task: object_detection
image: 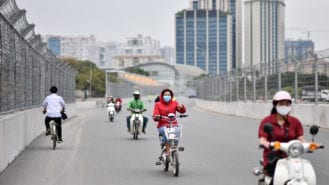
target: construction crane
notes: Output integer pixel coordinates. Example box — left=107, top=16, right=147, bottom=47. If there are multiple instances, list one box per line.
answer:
left=302, top=29, right=329, bottom=40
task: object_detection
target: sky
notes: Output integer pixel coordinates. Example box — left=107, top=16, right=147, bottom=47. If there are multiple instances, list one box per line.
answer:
left=15, top=0, right=329, bottom=51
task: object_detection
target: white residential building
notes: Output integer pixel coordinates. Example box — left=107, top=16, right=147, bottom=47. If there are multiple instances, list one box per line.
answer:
left=111, top=34, right=165, bottom=69
left=244, top=0, right=285, bottom=72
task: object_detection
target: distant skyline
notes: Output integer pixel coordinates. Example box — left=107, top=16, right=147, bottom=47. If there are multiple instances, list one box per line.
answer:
left=16, top=0, right=329, bottom=51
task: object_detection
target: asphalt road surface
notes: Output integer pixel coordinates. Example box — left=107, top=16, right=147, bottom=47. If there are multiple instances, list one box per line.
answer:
left=0, top=98, right=328, bottom=185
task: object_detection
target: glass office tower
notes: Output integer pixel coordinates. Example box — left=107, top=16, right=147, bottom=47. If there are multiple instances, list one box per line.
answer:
left=177, top=0, right=241, bottom=75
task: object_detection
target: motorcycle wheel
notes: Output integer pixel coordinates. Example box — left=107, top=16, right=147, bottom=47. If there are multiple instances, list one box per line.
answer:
left=133, top=122, right=139, bottom=140
left=133, top=132, right=138, bottom=140
left=110, top=116, right=114, bottom=122
left=172, top=151, right=179, bottom=176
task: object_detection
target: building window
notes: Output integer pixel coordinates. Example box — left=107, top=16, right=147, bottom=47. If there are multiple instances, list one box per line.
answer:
left=133, top=57, right=139, bottom=65
left=119, top=60, right=125, bottom=67
left=125, top=49, right=131, bottom=54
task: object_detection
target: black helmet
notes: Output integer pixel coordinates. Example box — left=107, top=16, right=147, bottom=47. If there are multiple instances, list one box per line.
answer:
left=50, top=86, right=58, bottom=93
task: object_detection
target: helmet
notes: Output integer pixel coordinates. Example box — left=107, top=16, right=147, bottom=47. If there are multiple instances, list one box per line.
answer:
left=133, top=90, right=140, bottom=95
left=273, top=91, right=292, bottom=102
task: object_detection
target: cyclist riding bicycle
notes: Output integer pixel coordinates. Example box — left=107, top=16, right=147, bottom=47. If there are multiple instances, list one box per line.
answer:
left=42, top=86, right=66, bottom=143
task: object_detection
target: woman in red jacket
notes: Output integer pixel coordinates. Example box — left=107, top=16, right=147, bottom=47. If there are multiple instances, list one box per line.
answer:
left=153, top=89, right=186, bottom=156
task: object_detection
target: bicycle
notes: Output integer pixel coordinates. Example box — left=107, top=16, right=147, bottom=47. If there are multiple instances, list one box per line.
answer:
left=155, top=113, right=188, bottom=177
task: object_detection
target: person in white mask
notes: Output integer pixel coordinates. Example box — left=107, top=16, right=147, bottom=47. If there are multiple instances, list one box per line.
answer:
left=258, top=90, right=305, bottom=183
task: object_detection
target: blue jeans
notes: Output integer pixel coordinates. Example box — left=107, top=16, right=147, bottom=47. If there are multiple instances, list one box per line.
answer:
left=158, top=126, right=180, bottom=145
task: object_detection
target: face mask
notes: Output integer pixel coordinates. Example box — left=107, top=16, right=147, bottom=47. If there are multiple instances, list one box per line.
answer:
left=276, top=105, right=291, bottom=116
left=163, top=95, right=171, bottom=102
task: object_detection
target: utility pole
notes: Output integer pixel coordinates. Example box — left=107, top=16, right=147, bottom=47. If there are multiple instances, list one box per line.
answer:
left=89, top=62, right=92, bottom=98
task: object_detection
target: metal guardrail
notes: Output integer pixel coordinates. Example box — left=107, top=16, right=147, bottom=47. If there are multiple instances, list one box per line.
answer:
left=197, top=56, right=329, bottom=103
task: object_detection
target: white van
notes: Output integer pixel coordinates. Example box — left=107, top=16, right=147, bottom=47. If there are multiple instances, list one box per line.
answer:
left=320, top=90, right=329, bottom=101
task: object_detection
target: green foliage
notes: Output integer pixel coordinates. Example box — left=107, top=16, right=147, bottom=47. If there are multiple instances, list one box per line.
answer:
left=62, top=58, right=105, bottom=97
left=108, top=72, right=121, bottom=83
left=175, top=9, right=185, bottom=17
left=125, top=67, right=150, bottom=76
left=193, top=74, right=207, bottom=80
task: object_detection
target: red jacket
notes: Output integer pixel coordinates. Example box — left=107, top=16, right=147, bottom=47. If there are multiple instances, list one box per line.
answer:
left=153, top=89, right=186, bottom=128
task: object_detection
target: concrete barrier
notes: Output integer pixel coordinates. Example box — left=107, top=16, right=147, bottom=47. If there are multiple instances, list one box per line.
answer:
left=196, top=99, right=329, bottom=128
left=0, top=103, right=77, bottom=173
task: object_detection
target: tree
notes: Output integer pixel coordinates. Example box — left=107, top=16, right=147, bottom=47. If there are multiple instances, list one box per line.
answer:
left=62, top=58, right=105, bottom=97
left=125, top=67, right=150, bottom=76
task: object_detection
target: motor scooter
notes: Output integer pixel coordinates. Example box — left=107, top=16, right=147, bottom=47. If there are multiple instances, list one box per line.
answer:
left=106, top=102, right=115, bottom=122
left=128, top=108, right=146, bottom=140
left=155, top=113, right=188, bottom=177
left=253, top=124, right=324, bottom=185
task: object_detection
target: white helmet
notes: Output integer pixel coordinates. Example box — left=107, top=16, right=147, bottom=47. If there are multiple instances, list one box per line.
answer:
left=133, top=90, right=140, bottom=95
left=273, top=90, right=292, bottom=102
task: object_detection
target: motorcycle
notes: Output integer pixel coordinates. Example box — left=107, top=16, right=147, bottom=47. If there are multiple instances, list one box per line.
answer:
left=253, top=123, right=324, bottom=185
left=128, top=108, right=146, bottom=140
left=114, top=102, right=121, bottom=113
left=106, top=102, right=115, bottom=122
left=155, top=113, right=188, bottom=177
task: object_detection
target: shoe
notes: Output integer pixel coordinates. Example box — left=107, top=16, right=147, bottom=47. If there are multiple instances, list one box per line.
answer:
left=142, top=129, right=146, bottom=134
left=45, top=130, right=51, bottom=136
left=57, top=138, right=63, bottom=143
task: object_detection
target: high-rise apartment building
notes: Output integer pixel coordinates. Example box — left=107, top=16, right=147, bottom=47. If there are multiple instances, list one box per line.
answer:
left=111, top=34, right=164, bottom=69
left=161, top=46, right=175, bottom=64
left=176, top=0, right=241, bottom=75
left=47, top=36, right=61, bottom=56
left=44, top=35, right=119, bottom=69
left=244, top=0, right=285, bottom=72
left=285, top=39, right=314, bottom=63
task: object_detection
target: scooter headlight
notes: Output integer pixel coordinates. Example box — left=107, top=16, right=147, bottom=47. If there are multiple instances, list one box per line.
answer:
left=288, top=142, right=304, bottom=157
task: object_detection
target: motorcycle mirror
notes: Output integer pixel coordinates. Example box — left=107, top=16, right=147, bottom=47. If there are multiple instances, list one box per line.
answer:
left=263, top=123, right=273, bottom=134
left=310, top=125, right=319, bottom=135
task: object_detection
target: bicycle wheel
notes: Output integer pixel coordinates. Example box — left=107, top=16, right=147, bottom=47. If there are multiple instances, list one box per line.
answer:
left=52, top=134, right=57, bottom=150
left=162, top=151, right=169, bottom=171
left=51, top=123, right=57, bottom=150
left=172, top=151, right=179, bottom=176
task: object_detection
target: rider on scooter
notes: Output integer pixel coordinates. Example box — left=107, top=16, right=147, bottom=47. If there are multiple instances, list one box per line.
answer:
left=126, top=90, right=148, bottom=133
left=258, top=90, right=305, bottom=184
left=153, top=89, right=186, bottom=156
left=114, top=96, right=123, bottom=112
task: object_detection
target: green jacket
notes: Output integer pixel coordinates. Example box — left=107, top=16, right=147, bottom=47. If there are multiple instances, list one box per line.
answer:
left=127, top=99, right=145, bottom=109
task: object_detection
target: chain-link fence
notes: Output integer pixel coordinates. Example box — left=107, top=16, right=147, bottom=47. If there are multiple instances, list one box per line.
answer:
left=197, top=55, right=329, bottom=103
left=0, top=13, right=77, bottom=114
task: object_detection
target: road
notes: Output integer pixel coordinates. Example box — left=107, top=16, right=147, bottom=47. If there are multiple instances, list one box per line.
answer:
left=0, top=98, right=328, bottom=185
